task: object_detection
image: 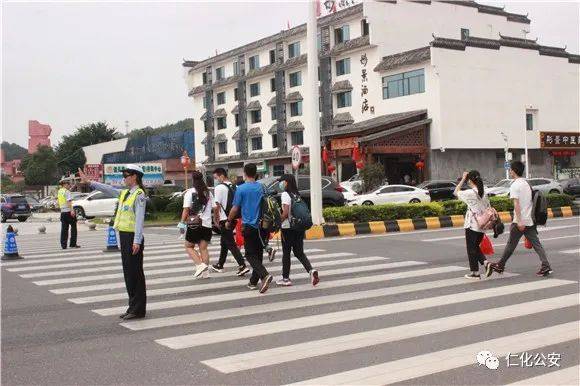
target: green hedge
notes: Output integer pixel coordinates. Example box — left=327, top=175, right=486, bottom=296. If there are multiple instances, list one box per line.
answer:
left=323, top=194, right=574, bottom=223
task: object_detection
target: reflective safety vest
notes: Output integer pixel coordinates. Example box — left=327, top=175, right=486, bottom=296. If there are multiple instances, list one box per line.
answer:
left=113, top=188, right=144, bottom=232
left=57, top=188, right=70, bottom=210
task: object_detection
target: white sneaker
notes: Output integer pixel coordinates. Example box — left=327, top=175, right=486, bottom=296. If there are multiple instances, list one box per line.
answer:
left=276, top=278, right=292, bottom=286
left=193, top=263, right=208, bottom=278
left=201, top=270, right=210, bottom=279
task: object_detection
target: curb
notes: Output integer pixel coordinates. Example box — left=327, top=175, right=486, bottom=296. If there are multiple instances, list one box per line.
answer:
left=304, top=206, right=580, bottom=240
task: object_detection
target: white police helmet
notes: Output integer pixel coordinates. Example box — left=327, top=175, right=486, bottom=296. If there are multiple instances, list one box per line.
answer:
left=121, top=164, right=144, bottom=176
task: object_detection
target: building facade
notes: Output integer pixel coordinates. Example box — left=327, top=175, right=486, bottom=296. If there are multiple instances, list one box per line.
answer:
left=183, top=1, right=579, bottom=184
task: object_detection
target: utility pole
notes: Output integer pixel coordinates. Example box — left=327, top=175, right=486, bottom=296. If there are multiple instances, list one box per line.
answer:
left=306, top=0, right=323, bottom=225
left=500, top=131, right=509, bottom=179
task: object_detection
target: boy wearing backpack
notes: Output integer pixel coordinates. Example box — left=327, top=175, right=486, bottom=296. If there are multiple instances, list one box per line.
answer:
left=276, top=174, right=319, bottom=287
left=487, top=161, right=552, bottom=277
left=211, top=168, right=249, bottom=277
left=226, top=163, right=273, bottom=293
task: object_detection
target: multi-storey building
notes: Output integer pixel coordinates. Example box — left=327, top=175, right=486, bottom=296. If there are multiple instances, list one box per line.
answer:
left=183, top=1, right=579, bottom=183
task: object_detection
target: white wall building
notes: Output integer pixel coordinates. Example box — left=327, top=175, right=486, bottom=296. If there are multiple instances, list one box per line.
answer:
left=183, top=0, right=579, bottom=183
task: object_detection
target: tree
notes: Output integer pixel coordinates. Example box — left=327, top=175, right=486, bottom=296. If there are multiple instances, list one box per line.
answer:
left=359, top=163, right=386, bottom=192
left=127, top=118, right=194, bottom=138
left=21, top=145, right=58, bottom=186
left=55, top=122, right=120, bottom=175
left=1, top=142, right=28, bottom=161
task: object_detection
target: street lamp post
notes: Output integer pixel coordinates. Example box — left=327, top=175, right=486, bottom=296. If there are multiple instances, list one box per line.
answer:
left=180, top=151, right=190, bottom=189
left=500, top=131, right=509, bottom=179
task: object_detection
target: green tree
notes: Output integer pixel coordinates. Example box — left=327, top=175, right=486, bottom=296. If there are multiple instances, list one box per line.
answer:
left=359, top=163, right=386, bottom=192
left=1, top=142, right=28, bottom=161
left=127, top=118, right=194, bottom=138
left=21, top=145, right=58, bottom=186
left=55, top=122, right=120, bottom=174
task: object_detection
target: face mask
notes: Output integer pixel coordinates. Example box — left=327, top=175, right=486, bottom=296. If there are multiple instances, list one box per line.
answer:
left=279, top=181, right=286, bottom=191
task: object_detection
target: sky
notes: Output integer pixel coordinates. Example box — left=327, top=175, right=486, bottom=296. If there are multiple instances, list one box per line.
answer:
left=2, top=0, right=579, bottom=148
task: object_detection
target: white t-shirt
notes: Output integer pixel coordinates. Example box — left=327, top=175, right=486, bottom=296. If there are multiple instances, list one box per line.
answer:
left=281, top=192, right=292, bottom=229
left=457, top=188, right=489, bottom=232
left=510, top=178, right=534, bottom=226
left=214, top=182, right=233, bottom=222
left=182, top=188, right=216, bottom=228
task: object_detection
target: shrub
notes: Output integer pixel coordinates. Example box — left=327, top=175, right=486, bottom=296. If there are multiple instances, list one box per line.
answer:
left=359, top=163, right=385, bottom=192
left=149, top=196, right=172, bottom=212
left=165, top=199, right=184, bottom=217
left=546, top=193, right=574, bottom=208
left=323, top=202, right=444, bottom=223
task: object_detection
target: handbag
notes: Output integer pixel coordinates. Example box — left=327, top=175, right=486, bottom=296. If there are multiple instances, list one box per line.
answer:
left=524, top=237, right=533, bottom=249
left=480, top=234, right=495, bottom=255
left=186, top=192, right=206, bottom=230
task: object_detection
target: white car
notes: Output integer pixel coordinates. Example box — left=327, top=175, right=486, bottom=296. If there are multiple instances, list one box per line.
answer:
left=340, top=174, right=363, bottom=191
left=72, top=191, right=118, bottom=218
left=487, top=179, right=513, bottom=197
left=348, top=185, right=431, bottom=206
left=340, top=184, right=359, bottom=202
left=527, top=178, right=563, bottom=194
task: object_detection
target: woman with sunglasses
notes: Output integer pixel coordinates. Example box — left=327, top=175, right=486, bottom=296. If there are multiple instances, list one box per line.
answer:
left=78, top=165, right=147, bottom=320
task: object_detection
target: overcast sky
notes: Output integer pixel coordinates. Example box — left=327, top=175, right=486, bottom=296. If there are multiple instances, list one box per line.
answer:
left=2, top=0, right=578, bottom=148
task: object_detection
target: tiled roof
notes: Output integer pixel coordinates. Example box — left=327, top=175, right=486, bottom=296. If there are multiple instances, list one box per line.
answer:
left=325, top=109, right=428, bottom=137
left=248, top=127, right=262, bottom=137
left=333, top=112, right=355, bottom=126
left=246, top=100, right=262, bottom=111
left=268, top=124, right=278, bottom=135
left=214, top=133, right=227, bottom=142
left=188, top=84, right=211, bottom=96
left=374, top=47, right=431, bottom=72
left=267, top=96, right=278, bottom=107
left=358, top=118, right=432, bottom=143
left=213, top=108, right=227, bottom=118
left=329, top=35, right=373, bottom=57
left=231, top=105, right=239, bottom=114
left=232, top=130, right=241, bottom=140
left=438, top=1, right=530, bottom=24
left=285, top=91, right=303, bottom=103
left=331, top=80, right=354, bottom=93
left=287, top=121, right=305, bottom=132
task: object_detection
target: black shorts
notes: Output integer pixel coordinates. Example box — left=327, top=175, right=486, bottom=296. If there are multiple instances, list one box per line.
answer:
left=185, top=226, right=213, bottom=244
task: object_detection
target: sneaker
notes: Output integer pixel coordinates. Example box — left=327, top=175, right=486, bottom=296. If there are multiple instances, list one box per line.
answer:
left=536, top=266, right=553, bottom=277
left=276, top=278, right=293, bottom=286
left=490, top=262, right=505, bottom=274
left=484, top=261, right=494, bottom=278
left=464, top=273, right=481, bottom=280
left=210, top=264, right=224, bottom=273
left=267, top=248, right=277, bottom=262
left=237, top=265, right=250, bottom=277
left=247, top=283, right=259, bottom=290
left=260, top=274, right=273, bottom=294
left=310, top=270, right=319, bottom=286
left=201, top=270, right=210, bottom=279
left=193, top=263, right=208, bottom=279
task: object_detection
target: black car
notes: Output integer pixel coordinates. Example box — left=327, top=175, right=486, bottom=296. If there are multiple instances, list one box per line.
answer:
left=560, top=178, right=580, bottom=197
left=1, top=194, right=32, bottom=222
left=417, top=180, right=467, bottom=201
left=260, top=175, right=346, bottom=207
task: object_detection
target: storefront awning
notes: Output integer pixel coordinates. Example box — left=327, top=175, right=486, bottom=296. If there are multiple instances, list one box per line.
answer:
left=358, top=118, right=432, bottom=143
left=326, top=109, right=428, bottom=138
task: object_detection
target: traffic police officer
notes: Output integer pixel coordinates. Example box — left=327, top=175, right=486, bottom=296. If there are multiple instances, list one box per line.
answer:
left=58, top=177, right=80, bottom=249
left=78, top=165, right=147, bottom=320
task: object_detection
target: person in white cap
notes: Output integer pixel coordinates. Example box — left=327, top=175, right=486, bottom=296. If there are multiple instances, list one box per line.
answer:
left=78, top=164, right=147, bottom=320
left=57, top=176, right=80, bottom=250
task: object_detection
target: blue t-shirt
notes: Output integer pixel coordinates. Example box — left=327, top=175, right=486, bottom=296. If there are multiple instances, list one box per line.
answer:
left=232, top=181, right=263, bottom=228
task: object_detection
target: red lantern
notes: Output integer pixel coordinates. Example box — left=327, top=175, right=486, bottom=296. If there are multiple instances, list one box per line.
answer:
left=327, top=164, right=336, bottom=173
left=415, top=160, right=425, bottom=170
left=356, top=161, right=364, bottom=169
left=322, top=146, right=329, bottom=163
left=352, top=144, right=362, bottom=162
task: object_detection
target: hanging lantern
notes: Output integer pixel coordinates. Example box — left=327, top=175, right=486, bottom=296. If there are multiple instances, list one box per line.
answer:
left=352, top=143, right=361, bottom=162
left=415, top=160, right=425, bottom=170
left=356, top=161, right=364, bottom=169
left=327, top=164, right=336, bottom=173
left=322, top=146, right=329, bottom=163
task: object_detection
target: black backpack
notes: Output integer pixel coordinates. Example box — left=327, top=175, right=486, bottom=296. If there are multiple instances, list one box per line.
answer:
left=219, top=183, right=237, bottom=215
left=526, top=182, right=548, bottom=226
left=186, top=192, right=206, bottom=229
left=260, top=187, right=282, bottom=233
left=290, top=193, right=313, bottom=231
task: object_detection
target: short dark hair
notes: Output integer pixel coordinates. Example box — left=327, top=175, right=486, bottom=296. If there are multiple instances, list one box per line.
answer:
left=244, top=163, right=257, bottom=178
left=510, top=161, right=525, bottom=177
left=213, top=168, right=227, bottom=177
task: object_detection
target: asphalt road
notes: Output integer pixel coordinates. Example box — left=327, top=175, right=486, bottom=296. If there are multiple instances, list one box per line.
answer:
left=2, top=217, right=579, bottom=385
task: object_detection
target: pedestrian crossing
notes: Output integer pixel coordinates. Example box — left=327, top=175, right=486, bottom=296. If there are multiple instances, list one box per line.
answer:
left=2, top=231, right=578, bottom=385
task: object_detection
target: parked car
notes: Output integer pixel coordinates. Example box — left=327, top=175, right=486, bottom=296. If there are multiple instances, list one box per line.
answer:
left=340, top=184, right=359, bottom=202
left=527, top=178, right=563, bottom=195
left=340, top=174, right=363, bottom=190
left=1, top=194, right=32, bottom=222
left=560, top=178, right=580, bottom=197
left=417, top=180, right=462, bottom=201
left=261, top=176, right=345, bottom=207
left=25, top=196, right=44, bottom=212
left=348, top=185, right=431, bottom=206
left=39, top=196, right=58, bottom=210
left=72, top=191, right=118, bottom=219
left=487, top=179, right=513, bottom=197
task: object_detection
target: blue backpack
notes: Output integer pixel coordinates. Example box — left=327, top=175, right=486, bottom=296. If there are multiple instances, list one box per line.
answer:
left=290, top=193, right=313, bottom=231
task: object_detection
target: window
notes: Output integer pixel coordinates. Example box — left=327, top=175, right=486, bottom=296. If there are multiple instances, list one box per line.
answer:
left=271, top=106, right=277, bottom=120
left=250, top=82, right=260, bottom=97
left=334, top=25, right=350, bottom=44
left=270, top=78, right=276, bottom=92
left=291, top=131, right=304, bottom=146
left=290, top=101, right=302, bottom=117
left=461, top=28, right=470, bottom=40
left=336, top=91, right=352, bottom=108
left=202, top=73, right=208, bottom=85
left=272, top=134, right=278, bottom=148
left=216, top=117, right=227, bottom=130
left=249, top=55, right=260, bottom=70
left=216, top=92, right=226, bottom=105
left=250, top=110, right=261, bottom=123
left=289, top=71, right=302, bottom=87
left=273, top=165, right=284, bottom=176
left=215, top=66, right=225, bottom=80
left=297, top=177, right=310, bottom=190
left=203, top=120, right=209, bottom=132
left=218, top=142, right=227, bottom=154
left=269, top=49, right=276, bottom=64
left=288, top=42, right=300, bottom=58
left=202, top=95, right=209, bottom=109
left=362, top=19, right=369, bottom=36
left=233, top=61, right=240, bottom=76
left=526, top=112, right=534, bottom=131
left=335, top=58, right=351, bottom=76
left=234, top=88, right=238, bottom=101
left=234, top=113, right=239, bottom=127
left=251, top=137, right=263, bottom=150
left=382, top=69, right=425, bottom=99
left=318, top=66, right=321, bottom=81
left=235, top=139, right=243, bottom=153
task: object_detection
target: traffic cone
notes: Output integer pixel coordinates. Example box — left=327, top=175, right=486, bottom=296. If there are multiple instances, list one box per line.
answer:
left=103, top=225, right=119, bottom=252
left=2, top=225, right=22, bottom=260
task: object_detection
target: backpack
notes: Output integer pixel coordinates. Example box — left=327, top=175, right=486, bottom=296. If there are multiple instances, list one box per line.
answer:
left=217, top=183, right=238, bottom=219
left=260, top=187, right=282, bottom=233
left=289, top=193, right=313, bottom=231
left=186, top=191, right=206, bottom=229
left=526, top=182, right=548, bottom=225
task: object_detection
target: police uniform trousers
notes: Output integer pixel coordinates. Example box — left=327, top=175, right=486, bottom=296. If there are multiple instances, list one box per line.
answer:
left=119, top=231, right=146, bottom=316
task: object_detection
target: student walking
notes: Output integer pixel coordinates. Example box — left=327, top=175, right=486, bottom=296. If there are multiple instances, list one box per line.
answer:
left=211, top=168, right=249, bottom=276
left=57, top=177, right=80, bottom=250
left=454, top=170, right=492, bottom=279
left=226, top=163, right=273, bottom=293
left=488, top=161, right=553, bottom=277
left=78, top=165, right=147, bottom=320
left=179, top=170, right=216, bottom=279
left=276, top=174, right=319, bottom=287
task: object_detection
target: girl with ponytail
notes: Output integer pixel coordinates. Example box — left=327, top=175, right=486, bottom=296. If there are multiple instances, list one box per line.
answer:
left=454, top=170, right=492, bottom=279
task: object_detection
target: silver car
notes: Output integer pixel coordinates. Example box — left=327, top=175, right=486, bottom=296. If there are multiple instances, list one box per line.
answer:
left=527, top=178, right=563, bottom=195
